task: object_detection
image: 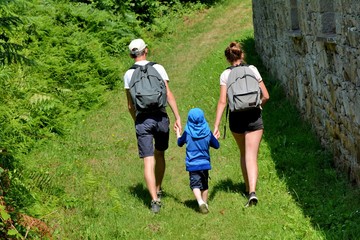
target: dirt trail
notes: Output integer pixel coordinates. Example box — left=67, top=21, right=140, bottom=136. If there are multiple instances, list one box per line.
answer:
left=166, top=1, right=253, bottom=81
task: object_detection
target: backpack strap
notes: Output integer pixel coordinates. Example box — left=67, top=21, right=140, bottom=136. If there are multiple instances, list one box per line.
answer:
left=223, top=104, right=229, bottom=139
left=129, top=61, right=157, bottom=70
left=147, top=62, right=157, bottom=66
left=129, top=64, right=139, bottom=70
left=226, top=63, right=249, bottom=70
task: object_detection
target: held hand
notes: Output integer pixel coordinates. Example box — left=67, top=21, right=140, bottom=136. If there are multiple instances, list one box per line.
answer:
left=174, top=123, right=181, bottom=138
left=213, top=126, right=220, bottom=139
left=174, top=119, right=182, bottom=133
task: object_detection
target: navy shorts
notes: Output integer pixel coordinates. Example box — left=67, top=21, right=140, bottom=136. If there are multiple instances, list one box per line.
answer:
left=229, top=108, right=263, bottom=134
left=189, top=170, right=209, bottom=190
left=135, top=112, right=169, bottom=158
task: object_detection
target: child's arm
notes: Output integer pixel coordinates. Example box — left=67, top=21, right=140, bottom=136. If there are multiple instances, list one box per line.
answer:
left=210, top=132, right=220, bottom=149
left=175, top=126, right=186, bottom=147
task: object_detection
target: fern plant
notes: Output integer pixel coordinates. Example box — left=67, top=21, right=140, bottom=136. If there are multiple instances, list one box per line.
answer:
left=0, top=0, right=30, bottom=66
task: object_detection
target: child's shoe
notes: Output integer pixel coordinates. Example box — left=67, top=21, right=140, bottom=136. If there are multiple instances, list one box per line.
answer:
left=199, top=203, right=209, bottom=214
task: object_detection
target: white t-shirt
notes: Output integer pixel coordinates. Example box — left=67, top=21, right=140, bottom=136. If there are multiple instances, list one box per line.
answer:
left=123, top=60, right=169, bottom=89
left=220, top=65, right=262, bottom=86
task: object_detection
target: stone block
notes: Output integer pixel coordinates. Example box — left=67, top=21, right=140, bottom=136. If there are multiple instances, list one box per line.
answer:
left=347, top=27, right=360, bottom=47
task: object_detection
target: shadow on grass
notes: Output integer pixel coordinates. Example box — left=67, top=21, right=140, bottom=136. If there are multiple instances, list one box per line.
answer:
left=128, top=183, right=184, bottom=208
left=240, top=36, right=360, bottom=239
left=209, top=178, right=246, bottom=201
left=129, top=183, right=149, bottom=208
left=183, top=199, right=199, bottom=212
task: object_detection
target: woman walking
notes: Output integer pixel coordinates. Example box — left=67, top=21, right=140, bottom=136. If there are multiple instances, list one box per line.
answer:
left=213, top=41, right=269, bottom=207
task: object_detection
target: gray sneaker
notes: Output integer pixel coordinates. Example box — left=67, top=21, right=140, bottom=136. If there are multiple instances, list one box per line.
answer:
left=151, top=200, right=161, bottom=213
left=245, top=192, right=258, bottom=207
left=199, top=203, right=209, bottom=214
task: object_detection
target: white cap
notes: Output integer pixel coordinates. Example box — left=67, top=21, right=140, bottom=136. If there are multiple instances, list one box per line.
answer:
left=128, top=39, right=147, bottom=54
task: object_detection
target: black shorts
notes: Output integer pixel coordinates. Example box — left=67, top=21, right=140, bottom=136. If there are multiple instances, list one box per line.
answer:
left=189, top=170, right=209, bottom=190
left=135, top=112, right=169, bottom=158
left=229, top=108, right=263, bottom=134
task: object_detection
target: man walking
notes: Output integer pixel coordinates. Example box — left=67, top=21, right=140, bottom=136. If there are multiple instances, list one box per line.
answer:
left=123, top=39, right=182, bottom=213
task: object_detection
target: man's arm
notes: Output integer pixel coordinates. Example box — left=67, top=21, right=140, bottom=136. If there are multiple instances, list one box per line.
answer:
left=125, top=89, right=136, bottom=121
left=164, top=80, right=182, bottom=132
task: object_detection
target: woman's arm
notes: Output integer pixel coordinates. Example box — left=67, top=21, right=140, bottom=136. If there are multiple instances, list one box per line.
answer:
left=213, top=85, right=227, bottom=139
left=248, top=65, right=269, bottom=107
left=259, top=81, right=269, bottom=107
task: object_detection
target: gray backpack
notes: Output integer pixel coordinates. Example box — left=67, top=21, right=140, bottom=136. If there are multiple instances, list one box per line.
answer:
left=129, top=62, right=167, bottom=115
left=226, top=64, right=261, bottom=112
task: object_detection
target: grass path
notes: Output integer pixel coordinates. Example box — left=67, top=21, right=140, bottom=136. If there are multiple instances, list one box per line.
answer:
left=23, top=0, right=360, bottom=239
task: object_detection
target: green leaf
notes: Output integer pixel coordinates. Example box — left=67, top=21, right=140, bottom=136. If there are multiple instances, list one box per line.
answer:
left=1, top=210, right=10, bottom=221
left=7, top=229, right=18, bottom=235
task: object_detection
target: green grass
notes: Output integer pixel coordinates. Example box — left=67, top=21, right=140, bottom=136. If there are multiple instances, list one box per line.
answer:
left=21, top=0, right=360, bottom=239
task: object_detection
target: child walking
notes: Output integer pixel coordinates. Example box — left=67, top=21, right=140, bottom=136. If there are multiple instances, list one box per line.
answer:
left=175, top=108, right=220, bottom=214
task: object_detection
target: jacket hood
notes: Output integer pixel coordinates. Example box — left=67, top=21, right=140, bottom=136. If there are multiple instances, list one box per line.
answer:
left=185, top=108, right=210, bottom=138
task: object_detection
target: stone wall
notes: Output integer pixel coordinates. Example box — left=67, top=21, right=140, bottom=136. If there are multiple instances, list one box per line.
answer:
left=252, top=0, right=360, bottom=185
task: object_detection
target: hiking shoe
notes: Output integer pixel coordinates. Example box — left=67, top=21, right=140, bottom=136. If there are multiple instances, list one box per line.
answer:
left=151, top=200, right=161, bottom=214
left=245, top=192, right=258, bottom=207
left=199, top=203, right=209, bottom=214
left=157, top=189, right=163, bottom=201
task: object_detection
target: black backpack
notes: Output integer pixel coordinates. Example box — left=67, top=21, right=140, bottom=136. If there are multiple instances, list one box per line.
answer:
left=129, top=62, right=167, bottom=115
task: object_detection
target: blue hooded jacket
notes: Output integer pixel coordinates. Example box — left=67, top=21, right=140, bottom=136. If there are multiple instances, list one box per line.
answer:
left=177, top=108, right=220, bottom=171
